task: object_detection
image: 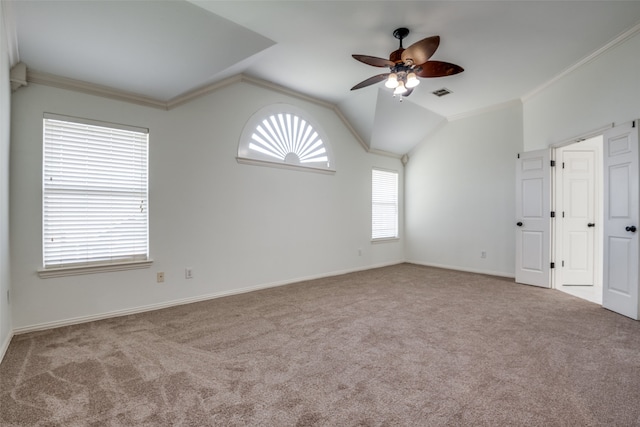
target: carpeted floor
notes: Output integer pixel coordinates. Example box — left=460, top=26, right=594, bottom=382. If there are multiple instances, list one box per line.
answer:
left=1, top=263, right=640, bottom=426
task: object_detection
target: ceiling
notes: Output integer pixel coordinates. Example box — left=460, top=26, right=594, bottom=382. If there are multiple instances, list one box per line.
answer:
left=7, top=1, right=640, bottom=155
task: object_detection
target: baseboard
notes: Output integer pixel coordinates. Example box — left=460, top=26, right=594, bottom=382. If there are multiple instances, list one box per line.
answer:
left=12, top=261, right=403, bottom=335
left=0, top=330, right=13, bottom=364
left=11, top=259, right=515, bottom=338
left=406, top=260, right=515, bottom=279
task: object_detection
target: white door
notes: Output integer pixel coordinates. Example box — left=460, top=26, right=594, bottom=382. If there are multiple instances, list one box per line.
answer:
left=561, top=150, right=596, bottom=285
left=515, top=149, right=552, bottom=288
left=603, top=121, right=639, bottom=319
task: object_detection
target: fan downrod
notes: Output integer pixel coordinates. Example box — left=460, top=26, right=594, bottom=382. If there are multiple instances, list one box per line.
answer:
left=390, top=28, right=410, bottom=62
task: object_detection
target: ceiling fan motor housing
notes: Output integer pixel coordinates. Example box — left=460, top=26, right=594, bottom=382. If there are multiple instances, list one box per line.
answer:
left=390, top=64, right=413, bottom=79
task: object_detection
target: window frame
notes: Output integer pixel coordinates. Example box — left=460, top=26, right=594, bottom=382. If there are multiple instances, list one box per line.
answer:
left=237, top=103, right=336, bottom=174
left=39, top=113, right=152, bottom=278
left=371, top=167, right=399, bottom=241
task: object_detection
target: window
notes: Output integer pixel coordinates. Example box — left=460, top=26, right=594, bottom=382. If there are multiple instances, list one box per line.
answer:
left=238, top=103, right=335, bottom=173
left=372, top=168, right=398, bottom=240
left=41, top=114, right=150, bottom=275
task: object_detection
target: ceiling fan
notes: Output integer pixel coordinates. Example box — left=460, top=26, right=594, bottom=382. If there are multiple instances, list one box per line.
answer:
left=351, top=28, right=464, bottom=98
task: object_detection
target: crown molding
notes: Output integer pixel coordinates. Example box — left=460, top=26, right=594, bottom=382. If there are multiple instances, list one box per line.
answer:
left=10, top=61, right=27, bottom=91
left=26, top=70, right=246, bottom=111
left=27, top=70, right=168, bottom=109
left=522, top=20, right=640, bottom=103
left=1, top=0, right=20, bottom=66
left=239, top=74, right=336, bottom=110
left=166, top=74, right=244, bottom=109
left=367, top=148, right=403, bottom=159
left=446, top=99, right=522, bottom=122
left=23, top=69, right=401, bottom=159
left=332, top=105, right=372, bottom=154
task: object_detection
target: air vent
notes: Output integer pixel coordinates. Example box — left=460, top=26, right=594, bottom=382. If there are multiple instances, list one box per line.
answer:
left=432, top=88, right=452, bottom=97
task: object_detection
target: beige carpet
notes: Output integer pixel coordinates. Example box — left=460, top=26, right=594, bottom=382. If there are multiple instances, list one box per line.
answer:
left=2, top=263, right=640, bottom=426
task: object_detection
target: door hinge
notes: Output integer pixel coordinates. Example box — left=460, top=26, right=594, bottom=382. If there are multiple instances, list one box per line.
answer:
left=562, top=260, right=565, bottom=267
left=633, top=121, right=636, bottom=128
left=550, top=160, right=556, bottom=167
left=562, top=162, right=565, bottom=169
left=550, top=262, right=555, bottom=269
left=517, top=153, right=520, bottom=159
left=551, top=211, right=555, bottom=218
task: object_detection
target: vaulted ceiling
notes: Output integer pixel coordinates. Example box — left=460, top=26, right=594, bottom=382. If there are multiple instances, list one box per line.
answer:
left=7, top=1, right=640, bottom=155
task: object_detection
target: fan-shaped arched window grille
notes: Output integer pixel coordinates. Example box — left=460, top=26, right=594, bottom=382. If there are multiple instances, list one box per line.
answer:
left=238, top=104, right=335, bottom=173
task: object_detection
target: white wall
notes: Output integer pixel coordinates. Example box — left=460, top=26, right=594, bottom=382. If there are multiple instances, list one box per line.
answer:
left=524, top=31, right=640, bottom=150
left=405, top=103, right=523, bottom=277
left=0, top=2, right=13, bottom=355
left=10, top=81, right=404, bottom=330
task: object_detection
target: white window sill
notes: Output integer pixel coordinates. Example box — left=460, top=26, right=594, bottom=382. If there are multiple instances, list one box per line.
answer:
left=236, top=157, right=336, bottom=174
left=38, top=259, right=153, bottom=279
left=371, top=237, right=400, bottom=243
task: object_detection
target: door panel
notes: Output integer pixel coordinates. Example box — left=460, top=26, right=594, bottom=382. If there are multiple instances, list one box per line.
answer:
left=522, top=231, right=543, bottom=270
left=516, top=149, right=551, bottom=288
left=609, top=165, right=629, bottom=217
left=522, top=178, right=543, bottom=217
left=603, top=121, right=639, bottom=319
left=608, top=237, right=631, bottom=294
left=561, top=151, right=595, bottom=285
left=568, top=232, right=588, bottom=268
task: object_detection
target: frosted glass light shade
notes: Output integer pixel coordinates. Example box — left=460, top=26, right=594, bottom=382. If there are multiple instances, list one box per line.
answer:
left=406, top=72, right=420, bottom=88
left=393, top=82, right=407, bottom=95
left=385, top=73, right=399, bottom=88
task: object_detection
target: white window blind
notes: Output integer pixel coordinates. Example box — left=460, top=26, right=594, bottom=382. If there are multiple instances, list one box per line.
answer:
left=43, top=114, right=149, bottom=268
left=372, top=168, right=398, bottom=240
left=237, top=104, right=335, bottom=173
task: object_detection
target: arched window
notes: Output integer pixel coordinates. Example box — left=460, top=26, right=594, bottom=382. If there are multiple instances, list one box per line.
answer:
left=238, top=104, right=335, bottom=173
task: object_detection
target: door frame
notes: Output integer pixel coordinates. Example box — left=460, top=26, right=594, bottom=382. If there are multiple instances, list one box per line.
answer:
left=547, top=124, right=612, bottom=302
left=521, top=122, right=640, bottom=320
left=552, top=137, right=603, bottom=304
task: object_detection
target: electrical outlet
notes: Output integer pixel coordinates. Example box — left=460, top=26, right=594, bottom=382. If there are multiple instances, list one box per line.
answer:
left=185, top=268, right=193, bottom=279
left=481, top=251, right=487, bottom=259
left=157, top=272, right=165, bottom=283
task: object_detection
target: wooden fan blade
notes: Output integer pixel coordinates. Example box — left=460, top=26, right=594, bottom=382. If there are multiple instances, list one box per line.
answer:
left=415, top=61, right=464, bottom=78
left=352, top=54, right=395, bottom=68
left=351, top=73, right=390, bottom=90
left=402, top=87, right=415, bottom=97
left=401, top=36, right=440, bottom=65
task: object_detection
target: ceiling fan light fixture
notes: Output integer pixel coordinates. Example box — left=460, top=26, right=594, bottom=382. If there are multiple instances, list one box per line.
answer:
left=385, top=73, right=399, bottom=88
left=393, top=81, right=407, bottom=95
left=405, top=72, right=420, bottom=88
left=350, top=28, right=463, bottom=99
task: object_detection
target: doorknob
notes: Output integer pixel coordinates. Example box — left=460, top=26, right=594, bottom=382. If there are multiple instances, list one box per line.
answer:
left=587, top=223, right=595, bottom=227
left=626, top=225, right=637, bottom=233
left=516, top=222, right=523, bottom=227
